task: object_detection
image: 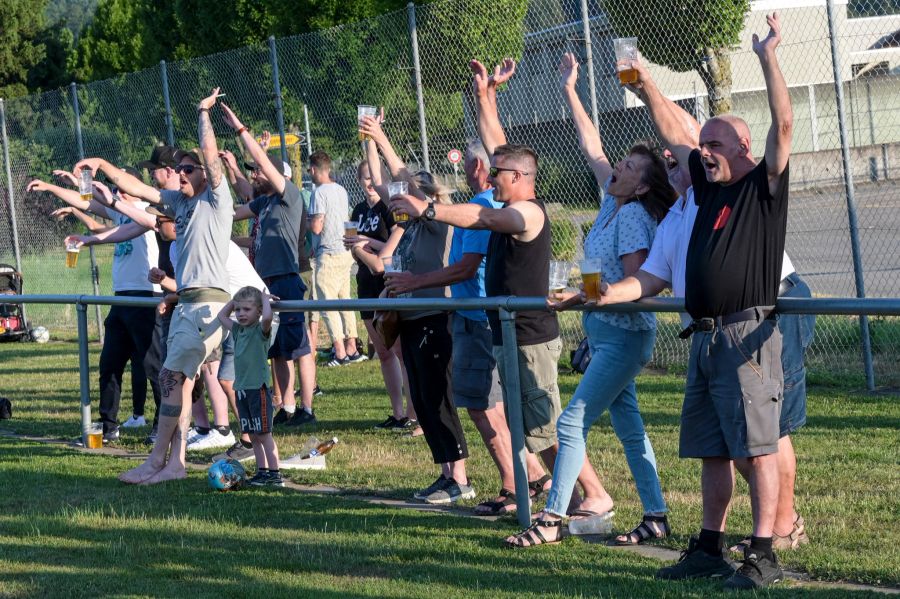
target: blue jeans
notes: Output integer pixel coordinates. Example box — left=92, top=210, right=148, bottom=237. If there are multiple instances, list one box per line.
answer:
left=545, top=315, right=667, bottom=517
left=777, top=272, right=816, bottom=436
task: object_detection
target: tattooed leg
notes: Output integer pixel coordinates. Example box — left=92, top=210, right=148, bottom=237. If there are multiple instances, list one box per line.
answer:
left=120, top=367, right=185, bottom=484
left=140, top=370, right=195, bottom=485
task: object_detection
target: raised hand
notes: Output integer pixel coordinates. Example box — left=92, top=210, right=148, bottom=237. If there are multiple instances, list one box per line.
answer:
left=52, top=169, right=78, bottom=187
left=218, top=149, right=240, bottom=173
left=64, top=234, right=86, bottom=249
left=259, top=130, right=272, bottom=150
left=491, top=58, right=517, bottom=87
left=219, top=102, right=244, bottom=130
left=753, top=12, right=782, bottom=57
left=198, top=87, right=223, bottom=112
left=51, top=207, right=74, bottom=221
left=359, top=116, right=387, bottom=145
left=559, top=53, right=579, bottom=90
left=470, top=59, right=490, bottom=97
left=25, top=179, right=51, bottom=194
left=72, top=157, right=104, bottom=178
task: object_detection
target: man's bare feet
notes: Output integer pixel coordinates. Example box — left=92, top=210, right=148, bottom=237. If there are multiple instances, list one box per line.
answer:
left=118, top=460, right=165, bottom=484
left=138, top=465, right=187, bottom=485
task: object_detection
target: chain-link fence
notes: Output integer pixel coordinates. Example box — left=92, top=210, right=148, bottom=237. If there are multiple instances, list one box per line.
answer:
left=1, top=0, right=898, bottom=385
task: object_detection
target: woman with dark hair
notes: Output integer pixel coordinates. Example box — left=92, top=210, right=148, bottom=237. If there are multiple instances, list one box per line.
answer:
left=507, top=53, right=676, bottom=547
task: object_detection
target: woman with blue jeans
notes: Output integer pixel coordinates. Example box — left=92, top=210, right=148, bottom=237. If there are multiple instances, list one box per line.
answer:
left=506, top=53, right=676, bottom=548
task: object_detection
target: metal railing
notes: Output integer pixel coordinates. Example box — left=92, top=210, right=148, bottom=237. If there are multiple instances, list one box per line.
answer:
left=3, top=293, right=898, bottom=526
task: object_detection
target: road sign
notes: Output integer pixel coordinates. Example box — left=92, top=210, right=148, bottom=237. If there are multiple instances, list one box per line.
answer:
left=258, top=133, right=303, bottom=148
left=447, top=148, right=462, bottom=164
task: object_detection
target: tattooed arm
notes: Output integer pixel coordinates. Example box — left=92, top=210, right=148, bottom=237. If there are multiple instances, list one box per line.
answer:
left=198, top=87, right=224, bottom=189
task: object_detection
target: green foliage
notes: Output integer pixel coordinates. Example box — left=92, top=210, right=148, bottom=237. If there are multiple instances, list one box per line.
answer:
left=550, top=217, right=578, bottom=261
left=417, top=0, right=528, bottom=92
left=0, top=0, right=50, bottom=98
left=27, top=24, right=76, bottom=92
left=848, top=0, right=900, bottom=17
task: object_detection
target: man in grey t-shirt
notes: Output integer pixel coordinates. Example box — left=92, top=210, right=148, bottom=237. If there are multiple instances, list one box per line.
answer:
left=77, top=88, right=234, bottom=486
left=307, top=151, right=362, bottom=365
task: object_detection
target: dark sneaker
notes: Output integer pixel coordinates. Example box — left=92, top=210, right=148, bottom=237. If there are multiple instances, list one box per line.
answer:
left=265, top=471, right=286, bottom=487
left=346, top=352, right=368, bottom=364
left=374, top=415, right=400, bottom=429
left=213, top=441, right=255, bottom=463
left=249, top=471, right=270, bottom=486
left=286, top=409, right=317, bottom=427
left=656, top=537, right=735, bottom=580
left=723, top=548, right=783, bottom=590
left=413, top=475, right=449, bottom=501
left=394, top=418, right=419, bottom=433
left=103, top=427, right=120, bottom=444
left=313, top=385, right=324, bottom=397
left=324, top=356, right=350, bottom=367
left=145, top=426, right=158, bottom=445
left=424, top=478, right=476, bottom=505
left=273, top=408, right=292, bottom=426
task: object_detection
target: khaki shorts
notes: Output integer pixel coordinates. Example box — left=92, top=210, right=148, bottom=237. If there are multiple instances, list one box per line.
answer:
left=164, top=300, right=227, bottom=379
left=494, top=337, right=563, bottom=453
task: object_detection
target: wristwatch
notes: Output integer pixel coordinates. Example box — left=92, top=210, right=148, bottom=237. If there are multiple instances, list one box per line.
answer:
left=423, top=201, right=436, bottom=221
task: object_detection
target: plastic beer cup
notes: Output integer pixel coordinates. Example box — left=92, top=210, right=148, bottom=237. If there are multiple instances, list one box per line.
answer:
left=388, top=181, right=410, bottom=222
left=344, top=221, right=358, bottom=237
left=580, top=258, right=602, bottom=302
left=358, top=105, right=377, bottom=141
left=78, top=166, right=93, bottom=201
left=613, top=37, right=639, bottom=85
left=86, top=423, right=103, bottom=449
left=66, top=241, right=80, bottom=268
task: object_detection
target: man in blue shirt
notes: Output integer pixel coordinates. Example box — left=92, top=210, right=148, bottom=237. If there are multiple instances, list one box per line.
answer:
left=384, top=139, right=552, bottom=514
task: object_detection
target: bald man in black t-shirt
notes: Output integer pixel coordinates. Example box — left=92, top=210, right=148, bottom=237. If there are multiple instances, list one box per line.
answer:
left=634, top=13, right=793, bottom=590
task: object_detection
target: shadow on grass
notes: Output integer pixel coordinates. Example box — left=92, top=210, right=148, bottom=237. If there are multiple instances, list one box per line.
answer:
left=0, top=440, right=891, bottom=597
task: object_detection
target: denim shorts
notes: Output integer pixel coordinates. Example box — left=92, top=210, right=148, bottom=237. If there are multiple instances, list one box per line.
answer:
left=777, top=272, right=815, bottom=437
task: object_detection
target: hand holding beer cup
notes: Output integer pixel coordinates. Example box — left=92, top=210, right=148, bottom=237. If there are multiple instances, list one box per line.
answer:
left=613, top=37, right=640, bottom=86
left=579, top=258, right=603, bottom=304
left=63, top=235, right=85, bottom=268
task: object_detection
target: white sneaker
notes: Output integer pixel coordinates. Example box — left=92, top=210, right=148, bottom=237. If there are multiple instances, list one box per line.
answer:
left=122, top=415, right=147, bottom=428
left=187, top=429, right=236, bottom=451
left=185, top=427, right=202, bottom=445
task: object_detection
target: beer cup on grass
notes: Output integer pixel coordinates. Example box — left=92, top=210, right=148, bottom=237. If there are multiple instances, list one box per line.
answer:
left=66, top=241, right=80, bottom=268
left=579, top=258, right=602, bottom=302
left=613, top=37, right=639, bottom=85
left=388, top=181, right=409, bottom=222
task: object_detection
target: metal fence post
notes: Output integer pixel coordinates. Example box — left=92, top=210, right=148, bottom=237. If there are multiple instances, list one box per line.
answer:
left=268, top=36, right=289, bottom=166
left=826, top=0, right=875, bottom=390
left=303, top=104, right=313, bottom=157
left=69, top=82, right=104, bottom=343
left=160, top=60, right=175, bottom=146
left=499, top=307, right=531, bottom=529
left=0, top=98, right=26, bottom=324
left=77, top=301, right=92, bottom=445
left=406, top=2, right=430, bottom=172
left=580, top=0, right=599, bottom=130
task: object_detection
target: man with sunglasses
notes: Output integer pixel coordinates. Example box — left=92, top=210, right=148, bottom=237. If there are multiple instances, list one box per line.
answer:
left=220, top=104, right=319, bottom=429
left=392, top=59, right=595, bottom=502
left=75, top=88, right=235, bottom=485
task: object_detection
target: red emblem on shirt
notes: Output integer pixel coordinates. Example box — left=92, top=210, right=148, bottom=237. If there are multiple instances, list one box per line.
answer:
left=712, top=205, right=732, bottom=230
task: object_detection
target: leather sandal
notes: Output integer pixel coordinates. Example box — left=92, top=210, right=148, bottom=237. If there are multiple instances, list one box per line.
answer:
left=614, top=514, right=670, bottom=545
left=528, top=474, right=552, bottom=500
left=474, top=489, right=518, bottom=516
left=505, top=517, right=565, bottom=548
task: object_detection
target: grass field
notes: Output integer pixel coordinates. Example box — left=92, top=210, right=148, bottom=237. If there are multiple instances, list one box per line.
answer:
left=0, top=333, right=897, bottom=597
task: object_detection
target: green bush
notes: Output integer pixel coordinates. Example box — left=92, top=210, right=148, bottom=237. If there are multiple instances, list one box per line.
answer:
left=550, top=218, right=577, bottom=261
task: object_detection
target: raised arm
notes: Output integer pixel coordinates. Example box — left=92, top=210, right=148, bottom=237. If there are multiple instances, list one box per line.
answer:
left=71, top=158, right=161, bottom=204
left=197, top=87, right=224, bottom=189
left=559, top=53, right=613, bottom=186
left=216, top=300, right=235, bottom=332
left=260, top=293, right=275, bottom=335
left=97, top=196, right=157, bottom=229
left=629, top=60, right=698, bottom=168
left=219, top=149, right=253, bottom=202
left=365, top=113, right=391, bottom=204
left=469, top=59, right=513, bottom=156
left=26, top=179, right=92, bottom=211
left=753, top=12, right=792, bottom=193
left=65, top=221, right=149, bottom=250
left=51, top=206, right=109, bottom=233
left=221, top=105, right=286, bottom=195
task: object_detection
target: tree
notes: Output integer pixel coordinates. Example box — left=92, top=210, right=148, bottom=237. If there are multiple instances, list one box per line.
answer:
left=0, top=0, right=49, bottom=99
left=603, top=0, right=750, bottom=115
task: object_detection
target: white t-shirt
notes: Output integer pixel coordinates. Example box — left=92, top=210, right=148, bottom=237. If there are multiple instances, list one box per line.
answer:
left=641, top=186, right=795, bottom=327
left=109, top=202, right=160, bottom=293
left=308, top=182, right=350, bottom=257
left=170, top=241, right=266, bottom=296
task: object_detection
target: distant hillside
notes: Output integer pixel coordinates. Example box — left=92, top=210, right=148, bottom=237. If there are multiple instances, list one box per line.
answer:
left=45, top=0, right=98, bottom=37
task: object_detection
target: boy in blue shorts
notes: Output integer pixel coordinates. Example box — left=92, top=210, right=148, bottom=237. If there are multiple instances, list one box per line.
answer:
left=215, top=286, right=283, bottom=487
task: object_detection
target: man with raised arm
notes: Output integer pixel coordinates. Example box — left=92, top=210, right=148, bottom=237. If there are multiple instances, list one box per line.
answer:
left=75, top=88, right=235, bottom=485
left=220, top=104, right=318, bottom=429
left=613, top=14, right=793, bottom=589
left=390, top=59, right=606, bottom=510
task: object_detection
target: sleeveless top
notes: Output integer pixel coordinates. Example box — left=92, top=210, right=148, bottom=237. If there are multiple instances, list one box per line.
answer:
left=484, top=198, right=559, bottom=346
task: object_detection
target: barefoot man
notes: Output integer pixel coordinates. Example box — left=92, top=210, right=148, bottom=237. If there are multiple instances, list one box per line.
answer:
left=76, top=88, right=234, bottom=484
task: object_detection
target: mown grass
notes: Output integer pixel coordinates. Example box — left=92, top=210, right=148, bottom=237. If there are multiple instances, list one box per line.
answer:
left=0, top=333, right=898, bottom=597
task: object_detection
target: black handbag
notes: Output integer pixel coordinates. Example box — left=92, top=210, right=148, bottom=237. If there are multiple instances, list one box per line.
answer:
left=570, top=337, right=592, bottom=374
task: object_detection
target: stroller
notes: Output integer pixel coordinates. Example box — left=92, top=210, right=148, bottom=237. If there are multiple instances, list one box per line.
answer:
left=0, top=264, right=29, bottom=341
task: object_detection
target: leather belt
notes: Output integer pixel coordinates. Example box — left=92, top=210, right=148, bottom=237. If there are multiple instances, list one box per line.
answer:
left=679, top=307, right=772, bottom=339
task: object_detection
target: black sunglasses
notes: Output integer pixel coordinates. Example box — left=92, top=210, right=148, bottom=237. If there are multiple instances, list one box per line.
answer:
left=489, top=166, right=529, bottom=178
left=174, top=164, right=200, bottom=174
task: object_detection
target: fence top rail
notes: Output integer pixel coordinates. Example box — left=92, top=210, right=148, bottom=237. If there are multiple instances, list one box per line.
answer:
left=2, top=295, right=900, bottom=316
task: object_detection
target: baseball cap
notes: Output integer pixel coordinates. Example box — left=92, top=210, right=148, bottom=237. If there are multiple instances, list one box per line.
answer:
left=174, top=149, right=203, bottom=165
left=137, top=145, right=178, bottom=170
left=244, top=159, right=292, bottom=178
left=145, top=203, right=174, bottom=220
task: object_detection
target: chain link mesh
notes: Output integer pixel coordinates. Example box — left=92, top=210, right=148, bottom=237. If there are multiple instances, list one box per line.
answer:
left=0, top=0, right=896, bottom=383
